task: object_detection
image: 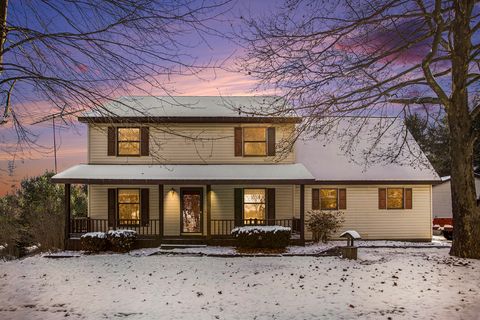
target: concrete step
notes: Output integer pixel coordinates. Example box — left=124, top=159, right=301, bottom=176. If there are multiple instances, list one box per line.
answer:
left=160, top=244, right=207, bottom=250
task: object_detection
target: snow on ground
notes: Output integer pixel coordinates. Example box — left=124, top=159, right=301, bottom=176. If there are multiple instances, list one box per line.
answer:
left=1, top=247, right=479, bottom=320
left=127, top=237, right=451, bottom=257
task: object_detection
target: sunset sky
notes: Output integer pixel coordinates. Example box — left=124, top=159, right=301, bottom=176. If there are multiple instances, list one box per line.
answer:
left=0, top=0, right=279, bottom=195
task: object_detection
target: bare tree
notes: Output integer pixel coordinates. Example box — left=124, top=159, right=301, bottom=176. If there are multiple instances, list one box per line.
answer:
left=238, top=0, right=480, bottom=258
left=0, top=0, right=232, bottom=155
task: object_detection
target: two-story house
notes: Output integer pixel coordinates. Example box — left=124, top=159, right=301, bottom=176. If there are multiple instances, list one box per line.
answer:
left=52, top=96, right=440, bottom=248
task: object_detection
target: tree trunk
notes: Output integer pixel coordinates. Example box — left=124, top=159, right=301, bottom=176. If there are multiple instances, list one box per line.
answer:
left=448, top=0, right=480, bottom=258
left=0, top=0, right=8, bottom=70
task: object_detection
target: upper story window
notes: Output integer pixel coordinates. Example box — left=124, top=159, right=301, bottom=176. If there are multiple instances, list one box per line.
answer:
left=107, top=126, right=149, bottom=157
left=243, top=128, right=267, bottom=156
left=117, top=128, right=141, bottom=156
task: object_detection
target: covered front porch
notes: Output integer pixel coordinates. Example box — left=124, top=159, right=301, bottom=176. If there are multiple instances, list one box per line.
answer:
left=53, top=164, right=314, bottom=248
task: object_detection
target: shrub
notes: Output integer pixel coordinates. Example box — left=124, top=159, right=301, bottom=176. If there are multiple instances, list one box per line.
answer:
left=80, top=232, right=107, bottom=252
left=106, top=230, right=137, bottom=252
left=231, top=226, right=291, bottom=248
left=306, top=210, right=345, bottom=243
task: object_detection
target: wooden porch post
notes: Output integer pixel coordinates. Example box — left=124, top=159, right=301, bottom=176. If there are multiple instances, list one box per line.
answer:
left=300, top=184, right=305, bottom=243
left=64, top=183, right=71, bottom=250
left=159, top=184, right=164, bottom=239
left=206, top=185, right=211, bottom=239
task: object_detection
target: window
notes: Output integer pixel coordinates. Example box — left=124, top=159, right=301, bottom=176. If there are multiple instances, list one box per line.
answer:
left=243, top=189, right=266, bottom=221
left=117, top=128, right=140, bottom=156
left=243, top=128, right=267, bottom=156
left=320, top=188, right=338, bottom=210
left=118, top=189, right=140, bottom=224
left=387, top=188, right=404, bottom=209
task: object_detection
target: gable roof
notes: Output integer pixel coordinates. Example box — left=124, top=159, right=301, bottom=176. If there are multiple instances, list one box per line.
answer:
left=296, top=117, right=441, bottom=183
left=78, top=96, right=301, bottom=123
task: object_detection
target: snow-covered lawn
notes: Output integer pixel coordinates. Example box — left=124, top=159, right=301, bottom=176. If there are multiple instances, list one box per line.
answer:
left=1, top=247, right=479, bottom=320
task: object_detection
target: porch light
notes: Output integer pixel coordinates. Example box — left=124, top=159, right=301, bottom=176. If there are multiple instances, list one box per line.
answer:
left=169, top=187, right=176, bottom=194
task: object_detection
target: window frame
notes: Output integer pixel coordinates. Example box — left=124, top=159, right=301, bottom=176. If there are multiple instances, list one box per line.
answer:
left=242, top=188, right=267, bottom=223
left=116, top=127, right=141, bottom=157
left=242, top=127, right=268, bottom=157
left=386, top=188, right=405, bottom=210
left=117, top=188, right=141, bottom=226
left=320, top=188, right=339, bottom=210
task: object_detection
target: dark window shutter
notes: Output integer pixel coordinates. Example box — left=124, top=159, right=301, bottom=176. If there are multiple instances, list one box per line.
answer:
left=267, top=127, right=276, bottom=156
left=339, top=188, right=347, bottom=210
left=107, top=127, right=116, bottom=156
left=234, top=127, right=243, bottom=156
left=267, top=188, right=276, bottom=225
left=141, top=188, right=150, bottom=226
left=108, top=189, right=117, bottom=227
left=140, top=127, right=149, bottom=156
left=234, top=188, right=243, bottom=226
left=379, top=188, right=387, bottom=209
left=405, top=188, right=412, bottom=209
left=312, top=188, right=320, bottom=210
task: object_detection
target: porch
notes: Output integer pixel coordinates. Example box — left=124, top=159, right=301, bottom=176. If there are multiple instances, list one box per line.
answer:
left=67, top=217, right=304, bottom=249
left=54, top=164, right=313, bottom=249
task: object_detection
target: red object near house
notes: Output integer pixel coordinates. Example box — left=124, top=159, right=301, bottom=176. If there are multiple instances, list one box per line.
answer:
left=433, top=218, right=453, bottom=240
left=433, top=218, right=453, bottom=227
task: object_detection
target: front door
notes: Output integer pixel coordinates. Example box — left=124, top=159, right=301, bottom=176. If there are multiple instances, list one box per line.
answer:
left=180, top=188, right=203, bottom=234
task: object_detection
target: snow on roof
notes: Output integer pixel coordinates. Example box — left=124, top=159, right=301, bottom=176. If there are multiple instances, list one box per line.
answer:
left=438, top=174, right=480, bottom=183
left=340, top=230, right=361, bottom=239
left=80, top=96, right=295, bottom=119
left=52, top=164, right=315, bottom=183
left=296, top=117, right=440, bottom=182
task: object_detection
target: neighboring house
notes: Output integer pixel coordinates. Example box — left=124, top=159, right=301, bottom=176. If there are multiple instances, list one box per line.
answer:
left=52, top=96, right=440, bottom=248
left=432, top=174, right=480, bottom=221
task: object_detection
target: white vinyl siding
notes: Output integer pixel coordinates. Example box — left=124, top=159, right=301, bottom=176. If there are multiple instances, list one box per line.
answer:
left=88, top=184, right=432, bottom=240
left=305, top=185, right=432, bottom=241
left=88, top=123, right=295, bottom=164
left=432, top=178, right=480, bottom=218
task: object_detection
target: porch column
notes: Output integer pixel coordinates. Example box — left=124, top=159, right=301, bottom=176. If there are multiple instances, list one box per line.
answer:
left=300, top=184, right=305, bottom=243
left=64, top=183, right=71, bottom=250
left=159, top=184, right=164, bottom=239
left=206, top=184, right=211, bottom=239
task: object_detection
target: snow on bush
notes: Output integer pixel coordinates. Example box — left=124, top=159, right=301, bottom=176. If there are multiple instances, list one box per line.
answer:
left=231, top=225, right=291, bottom=248
left=81, top=232, right=107, bottom=239
left=106, top=229, right=137, bottom=252
left=80, top=232, right=107, bottom=252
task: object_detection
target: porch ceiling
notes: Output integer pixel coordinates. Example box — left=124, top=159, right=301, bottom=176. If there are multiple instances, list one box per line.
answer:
left=51, top=164, right=316, bottom=184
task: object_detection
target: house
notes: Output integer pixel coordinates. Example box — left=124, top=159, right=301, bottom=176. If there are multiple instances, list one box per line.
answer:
left=432, top=174, right=480, bottom=224
left=52, top=96, right=440, bottom=248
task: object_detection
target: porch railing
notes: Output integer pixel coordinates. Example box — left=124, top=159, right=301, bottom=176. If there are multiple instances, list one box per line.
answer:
left=210, top=218, right=301, bottom=236
left=69, top=218, right=161, bottom=236
left=70, top=217, right=301, bottom=238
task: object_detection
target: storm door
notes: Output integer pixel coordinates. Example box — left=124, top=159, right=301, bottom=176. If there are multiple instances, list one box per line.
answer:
left=180, top=188, right=203, bottom=234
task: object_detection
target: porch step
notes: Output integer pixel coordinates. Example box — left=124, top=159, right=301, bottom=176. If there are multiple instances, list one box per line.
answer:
left=160, top=237, right=207, bottom=246
left=160, top=244, right=207, bottom=250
